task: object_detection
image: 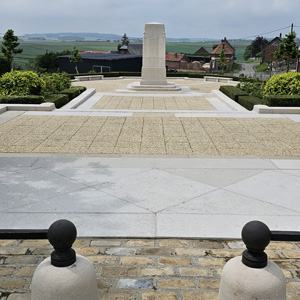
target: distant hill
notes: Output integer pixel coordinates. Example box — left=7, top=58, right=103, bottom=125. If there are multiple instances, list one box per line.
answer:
left=22, top=32, right=125, bottom=41
left=21, top=32, right=218, bottom=42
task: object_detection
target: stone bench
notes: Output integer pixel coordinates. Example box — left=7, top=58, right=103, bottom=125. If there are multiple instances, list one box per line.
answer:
left=74, top=75, right=104, bottom=81
left=204, top=76, right=233, bottom=83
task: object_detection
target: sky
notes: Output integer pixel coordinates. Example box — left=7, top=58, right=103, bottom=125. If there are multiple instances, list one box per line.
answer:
left=0, top=0, right=299, bottom=39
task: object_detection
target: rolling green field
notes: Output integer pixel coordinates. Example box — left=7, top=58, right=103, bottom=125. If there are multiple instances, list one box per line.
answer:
left=6, top=40, right=249, bottom=70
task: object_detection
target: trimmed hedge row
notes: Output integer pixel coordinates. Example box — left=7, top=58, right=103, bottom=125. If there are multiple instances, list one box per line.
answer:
left=219, top=86, right=263, bottom=111
left=219, top=86, right=248, bottom=102
left=0, top=86, right=86, bottom=108
left=44, top=94, right=69, bottom=109
left=0, top=95, right=44, bottom=104
left=264, top=95, right=300, bottom=107
left=59, top=88, right=81, bottom=100
left=238, top=96, right=264, bottom=110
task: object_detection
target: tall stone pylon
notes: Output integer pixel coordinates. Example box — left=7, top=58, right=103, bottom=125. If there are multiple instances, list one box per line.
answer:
left=128, top=22, right=180, bottom=91
left=141, top=22, right=167, bottom=85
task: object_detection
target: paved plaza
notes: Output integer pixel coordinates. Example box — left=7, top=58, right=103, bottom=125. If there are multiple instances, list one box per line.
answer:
left=1, top=77, right=300, bottom=299
left=1, top=77, right=300, bottom=238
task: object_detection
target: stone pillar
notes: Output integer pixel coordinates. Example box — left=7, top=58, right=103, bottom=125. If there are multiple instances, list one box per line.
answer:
left=218, top=221, right=286, bottom=300
left=31, top=219, right=99, bottom=300
left=140, top=22, right=167, bottom=85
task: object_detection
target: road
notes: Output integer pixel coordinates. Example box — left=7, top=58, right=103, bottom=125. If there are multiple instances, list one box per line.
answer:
left=236, top=62, right=259, bottom=77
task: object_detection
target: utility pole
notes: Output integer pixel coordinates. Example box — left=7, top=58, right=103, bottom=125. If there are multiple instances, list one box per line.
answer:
left=291, top=23, right=294, bottom=33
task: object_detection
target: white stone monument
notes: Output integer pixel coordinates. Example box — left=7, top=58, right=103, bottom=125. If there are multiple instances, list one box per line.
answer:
left=129, top=22, right=180, bottom=91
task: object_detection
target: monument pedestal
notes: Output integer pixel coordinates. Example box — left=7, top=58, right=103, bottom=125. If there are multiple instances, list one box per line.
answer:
left=128, top=82, right=181, bottom=91
left=128, top=22, right=181, bottom=91
left=140, top=67, right=167, bottom=85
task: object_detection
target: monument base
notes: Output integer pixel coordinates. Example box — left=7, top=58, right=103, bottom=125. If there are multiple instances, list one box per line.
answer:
left=140, top=67, right=167, bottom=85
left=128, top=82, right=181, bottom=91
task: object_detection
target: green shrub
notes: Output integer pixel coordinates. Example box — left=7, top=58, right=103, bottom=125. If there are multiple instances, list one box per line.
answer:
left=59, top=88, right=81, bottom=100
left=263, top=95, right=300, bottom=107
left=0, top=95, right=44, bottom=104
left=219, top=85, right=248, bottom=102
left=44, top=94, right=69, bottom=108
left=237, top=81, right=265, bottom=99
left=0, top=71, right=45, bottom=96
left=255, top=63, right=268, bottom=72
left=238, top=95, right=264, bottom=110
left=41, top=72, right=71, bottom=95
left=263, top=73, right=300, bottom=96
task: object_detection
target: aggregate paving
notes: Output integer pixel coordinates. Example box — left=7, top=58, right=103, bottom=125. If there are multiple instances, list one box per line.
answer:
left=1, top=77, right=300, bottom=239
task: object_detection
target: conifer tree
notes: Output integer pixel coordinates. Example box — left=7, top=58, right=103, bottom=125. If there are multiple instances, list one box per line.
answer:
left=1, top=29, right=23, bottom=70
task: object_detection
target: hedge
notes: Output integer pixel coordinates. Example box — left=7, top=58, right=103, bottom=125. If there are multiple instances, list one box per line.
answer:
left=263, top=95, right=300, bottom=107
left=238, top=95, right=264, bottom=111
left=44, top=94, right=69, bottom=109
left=219, top=86, right=248, bottom=102
left=59, top=88, right=81, bottom=100
left=72, top=86, right=87, bottom=93
left=0, top=95, right=44, bottom=104
left=69, top=72, right=120, bottom=79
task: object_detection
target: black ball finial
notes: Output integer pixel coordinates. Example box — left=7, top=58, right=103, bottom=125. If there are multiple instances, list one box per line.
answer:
left=241, top=221, right=271, bottom=268
left=48, top=219, right=77, bottom=267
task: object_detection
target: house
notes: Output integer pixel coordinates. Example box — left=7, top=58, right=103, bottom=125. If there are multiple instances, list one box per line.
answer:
left=59, top=53, right=142, bottom=74
left=262, top=35, right=282, bottom=62
left=210, top=37, right=235, bottom=72
left=195, top=47, right=210, bottom=55
left=165, top=52, right=187, bottom=71
left=119, top=44, right=143, bottom=55
left=185, top=47, right=211, bottom=64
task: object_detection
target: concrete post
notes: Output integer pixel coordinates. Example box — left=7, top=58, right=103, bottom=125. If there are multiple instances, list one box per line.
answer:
left=31, top=219, right=99, bottom=300
left=218, top=221, right=286, bottom=300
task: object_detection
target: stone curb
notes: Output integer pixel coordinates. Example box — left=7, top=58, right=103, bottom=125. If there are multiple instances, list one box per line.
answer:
left=0, top=103, right=55, bottom=115
left=60, top=88, right=96, bottom=110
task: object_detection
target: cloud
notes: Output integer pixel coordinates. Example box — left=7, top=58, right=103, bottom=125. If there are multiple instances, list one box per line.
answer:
left=0, top=0, right=299, bottom=38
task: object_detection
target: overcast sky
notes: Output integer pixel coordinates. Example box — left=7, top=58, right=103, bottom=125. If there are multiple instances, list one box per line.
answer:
left=0, top=0, right=299, bottom=39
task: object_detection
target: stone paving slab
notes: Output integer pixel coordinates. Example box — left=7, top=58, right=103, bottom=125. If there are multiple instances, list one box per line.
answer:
left=1, top=238, right=300, bottom=299
left=1, top=156, right=300, bottom=239
left=1, top=115, right=300, bottom=156
left=92, top=96, right=216, bottom=111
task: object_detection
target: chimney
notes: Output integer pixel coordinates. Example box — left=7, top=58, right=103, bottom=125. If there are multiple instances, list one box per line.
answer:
left=174, top=52, right=178, bottom=58
left=279, top=33, right=282, bottom=39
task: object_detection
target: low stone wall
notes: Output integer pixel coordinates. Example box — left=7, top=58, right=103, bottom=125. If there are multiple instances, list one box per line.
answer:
left=1, top=238, right=300, bottom=299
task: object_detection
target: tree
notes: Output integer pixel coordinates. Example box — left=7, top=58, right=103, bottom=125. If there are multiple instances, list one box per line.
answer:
left=244, top=36, right=268, bottom=61
left=1, top=29, right=23, bottom=70
left=0, top=57, right=11, bottom=76
left=219, top=49, right=228, bottom=74
left=28, top=49, right=72, bottom=73
left=244, top=45, right=252, bottom=61
left=275, top=31, right=298, bottom=72
left=69, top=46, right=82, bottom=74
left=118, top=33, right=129, bottom=51
left=121, top=33, right=129, bottom=46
